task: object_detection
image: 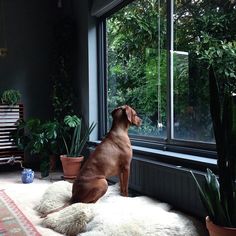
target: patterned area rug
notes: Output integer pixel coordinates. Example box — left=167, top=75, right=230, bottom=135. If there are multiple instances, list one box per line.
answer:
left=0, top=190, right=41, bottom=236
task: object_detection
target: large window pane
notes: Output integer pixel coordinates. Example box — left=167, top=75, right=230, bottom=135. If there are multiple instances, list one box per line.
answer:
left=106, top=0, right=167, bottom=138
left=103, top=0, right=236, bottom=148
left=173, top=0, right=215, bottom=143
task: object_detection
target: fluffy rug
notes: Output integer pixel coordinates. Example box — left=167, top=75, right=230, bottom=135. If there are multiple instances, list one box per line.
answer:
left=0, top=189, right=41, bottom=236
left=36, top=181, right=207, bottom=236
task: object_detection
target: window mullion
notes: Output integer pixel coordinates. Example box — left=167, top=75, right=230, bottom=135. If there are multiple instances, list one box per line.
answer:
left=98, top=20, right=107, bottom=138
left=167, top=0, right=174, bottom=142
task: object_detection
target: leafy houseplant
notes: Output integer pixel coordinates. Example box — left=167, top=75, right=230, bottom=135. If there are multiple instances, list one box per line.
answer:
left=14, top=118, right=60, bottom=177
left=60, top=115, right=96, bottom=179
left=1, top=89, right=21, bottom=105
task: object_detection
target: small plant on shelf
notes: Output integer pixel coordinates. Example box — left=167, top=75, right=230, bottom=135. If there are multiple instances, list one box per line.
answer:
left=1, top=89, right=21, bottom=105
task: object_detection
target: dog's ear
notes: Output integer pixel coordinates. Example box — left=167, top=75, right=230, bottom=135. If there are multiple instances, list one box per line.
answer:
left=111, top=105, right=133, bottom=123
left=124, top=105, right=132, bottom=123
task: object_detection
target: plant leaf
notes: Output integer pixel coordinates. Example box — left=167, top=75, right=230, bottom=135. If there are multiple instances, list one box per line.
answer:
left=64, top=115, right=81, bottom=128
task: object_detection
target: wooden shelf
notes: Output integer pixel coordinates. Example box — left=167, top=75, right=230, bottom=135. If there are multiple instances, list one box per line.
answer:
left=0, top=104, right=24, bottom=165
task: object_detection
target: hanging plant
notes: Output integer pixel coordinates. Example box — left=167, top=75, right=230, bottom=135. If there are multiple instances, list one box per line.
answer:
left=50, top=16, right=76, bottom=122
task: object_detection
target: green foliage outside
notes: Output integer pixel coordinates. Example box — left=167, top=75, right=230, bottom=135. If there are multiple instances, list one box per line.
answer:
left=106, top=0, right=235, bottom=142
left=107, top=0, right=167, bottom=137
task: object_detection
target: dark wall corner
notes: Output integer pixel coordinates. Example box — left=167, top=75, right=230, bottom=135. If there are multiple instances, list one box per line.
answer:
left=0, top=0, right=59, bottom=120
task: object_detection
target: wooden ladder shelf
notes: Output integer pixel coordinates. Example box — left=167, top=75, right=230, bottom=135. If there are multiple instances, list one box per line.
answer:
left=0, top=104, right=24, bottom=165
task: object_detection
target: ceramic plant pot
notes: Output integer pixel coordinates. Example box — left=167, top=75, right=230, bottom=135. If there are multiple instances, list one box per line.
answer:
left=21, top=168, right=34, bottom=184
left=206, top=216, right=236, bottom=236
left=60, top=155, right=84, bottom=179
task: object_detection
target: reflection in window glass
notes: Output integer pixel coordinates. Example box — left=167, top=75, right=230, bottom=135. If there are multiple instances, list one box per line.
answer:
left=173, top=0, right=214, bottom=142
left=103, top=0, right=236, bottom=147
left=106, top=0, right=167, bottom=138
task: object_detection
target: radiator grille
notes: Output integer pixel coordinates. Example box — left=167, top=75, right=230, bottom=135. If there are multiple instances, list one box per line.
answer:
left=129, top=157, right=206, bottom=217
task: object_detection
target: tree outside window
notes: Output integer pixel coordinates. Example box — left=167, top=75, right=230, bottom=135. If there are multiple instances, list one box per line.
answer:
left=103, top=0, right=236, bottom=148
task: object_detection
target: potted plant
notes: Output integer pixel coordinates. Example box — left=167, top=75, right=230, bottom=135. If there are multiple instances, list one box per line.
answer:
left=60, top=115, right=96, bottom=179
left=7, top=157, right=34, bottom=184
left=1, top=89, right=21, bottom=105
left=14, top=118, right=60, bottom=177
left=191, top=39, right=236, bottom=235
left=0, top=89, right=23, bottom=122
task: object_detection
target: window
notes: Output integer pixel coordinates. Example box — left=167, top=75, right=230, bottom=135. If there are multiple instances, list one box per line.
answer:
left=172, top=1, right=214, bottom=143
left=99, top=0, right=236, bottom=154
left=106, top=0, right=168, bottom=140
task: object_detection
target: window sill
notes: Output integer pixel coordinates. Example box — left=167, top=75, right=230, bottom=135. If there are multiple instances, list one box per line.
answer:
left=133, top=145, right=216, bottom=165
left=88, top=141, right=217, bottom=171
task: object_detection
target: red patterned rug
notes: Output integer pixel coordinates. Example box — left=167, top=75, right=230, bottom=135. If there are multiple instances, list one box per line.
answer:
left=0, top=190, right=41, bottom=236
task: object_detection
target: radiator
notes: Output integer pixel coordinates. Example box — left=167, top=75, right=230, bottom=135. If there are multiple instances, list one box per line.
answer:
left=128, top=157, right=206, bottom=217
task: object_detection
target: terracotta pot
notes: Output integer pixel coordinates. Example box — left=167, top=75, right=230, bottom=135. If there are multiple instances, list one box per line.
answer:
left=206, top=216, right=236, bottom=236
left=60, top=155, right=84, bottom=179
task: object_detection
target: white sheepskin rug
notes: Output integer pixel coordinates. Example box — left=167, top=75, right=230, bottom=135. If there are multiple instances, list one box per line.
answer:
left=36, top=181, right=207, bottom=236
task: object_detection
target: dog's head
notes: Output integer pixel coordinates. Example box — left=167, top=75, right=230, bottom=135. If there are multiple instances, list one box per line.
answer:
left=111, top=105, right=142, bottom=127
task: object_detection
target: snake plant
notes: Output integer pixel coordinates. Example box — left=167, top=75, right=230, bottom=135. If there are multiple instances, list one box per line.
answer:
left=62, top=115, right=96, bottom=157
left=191, top=66, right=236, bottom=227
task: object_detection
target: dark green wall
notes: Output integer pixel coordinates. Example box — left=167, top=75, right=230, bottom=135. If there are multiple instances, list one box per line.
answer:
left=0, top=0, right=97, bottom=128
left=0, top=0, right=59, bottom=119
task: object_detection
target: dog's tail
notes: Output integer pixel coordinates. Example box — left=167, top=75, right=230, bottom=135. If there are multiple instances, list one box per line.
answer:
left=40, top=202, right=71, bottom=218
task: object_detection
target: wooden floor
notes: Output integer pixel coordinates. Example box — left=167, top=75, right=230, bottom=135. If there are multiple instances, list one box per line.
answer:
left=0, top=167, right=63, bottom=187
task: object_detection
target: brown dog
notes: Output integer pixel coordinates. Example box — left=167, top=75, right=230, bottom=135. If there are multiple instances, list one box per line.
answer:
left=71, top=105, right=141, bottom=203
left=41, top=105, right=141, bottom=217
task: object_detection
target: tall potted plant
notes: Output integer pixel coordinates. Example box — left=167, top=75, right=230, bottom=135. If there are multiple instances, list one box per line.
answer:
left=60, top=115, right=96, bottom=179
left=191, top=39, right=236, bottom=235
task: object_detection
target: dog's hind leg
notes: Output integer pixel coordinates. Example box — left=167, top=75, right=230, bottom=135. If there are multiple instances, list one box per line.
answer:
left=119, top=172, right=125, bottom=195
